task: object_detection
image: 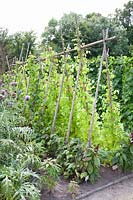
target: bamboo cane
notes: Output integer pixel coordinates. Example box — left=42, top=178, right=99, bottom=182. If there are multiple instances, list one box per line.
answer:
left=88, top=30, right=107, bottom=147
left=19, top=43, right=24, bottom=61
left=25, top=42, right=30, bottom=60
left=104, top=34, right=113, bottom=111
left=23, top=76, right=30, bottom=113
left=43, top=62, right=53, bottom=104
left=6, top=55, right=10, bottom=71
left=51, top=32, right=67, bottom=134
left=65, top=28, right=83, bottom=144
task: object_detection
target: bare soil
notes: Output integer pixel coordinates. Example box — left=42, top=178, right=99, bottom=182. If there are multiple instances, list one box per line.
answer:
left=41, top=167, right=133, bottom=200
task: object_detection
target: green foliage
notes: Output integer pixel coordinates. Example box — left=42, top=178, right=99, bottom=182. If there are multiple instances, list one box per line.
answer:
left=41, top=11, right=129, bottom=56
left=41, top=158, right=60, bottom=191
left=0, top=28, right=10, bottom=72
left=42, top=134, right=64, bottom=158
left=0, top=88, right=60, bottom=199
left=1, top=5, right=133, bottom=197
left=121, top=56, right=133, bottom=131
left=41, top=18, right=59, bottom=50
left=2, top=51, right=131, bottom=172
left=0, top=28, right=36, bottom=73
left=1, top=34, right=133, bottom=195
left=114, top=0, right=133, bottom=49
left=41, top=13, right=82, bottom=52
left=0, top=105, right=40, bottom=199
left=9, top=52, right=100, bottom=143
left=87, top=56, right=133, bottom=132
left=96, top=101, right=125, bottom=151
left=57, top=138, right=100, bottom=183
left=9, top=31, right=36, bottom=60
left=0, top=166, right=40, bottom=200
left=112, top=134, right=133, bottom=171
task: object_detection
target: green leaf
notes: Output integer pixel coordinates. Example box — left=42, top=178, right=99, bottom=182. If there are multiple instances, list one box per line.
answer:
left=130, top=145, right=133, bottom=154
left=87, top=162, right=93, bottom=174
left=80, top=172, right=87, bottom=179
left=94, top=157, right=100, bottom=167
left=122, top=153, right=127, bottom=162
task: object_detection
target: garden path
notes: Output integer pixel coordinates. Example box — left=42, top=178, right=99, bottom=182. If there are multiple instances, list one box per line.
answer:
left=82, top=177, right=133, bottom=200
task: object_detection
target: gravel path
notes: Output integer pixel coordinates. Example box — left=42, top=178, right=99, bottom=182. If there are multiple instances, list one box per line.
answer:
left=82, top=177, right=133, bottom=200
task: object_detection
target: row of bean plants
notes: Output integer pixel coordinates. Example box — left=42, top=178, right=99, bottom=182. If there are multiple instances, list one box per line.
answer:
left=0, top=49, right=133, bottom=199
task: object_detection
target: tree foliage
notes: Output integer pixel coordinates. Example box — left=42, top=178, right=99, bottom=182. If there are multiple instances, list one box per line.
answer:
left=9, top=31, right=36, bottom=60
left=0, top=29, right=36, bottom=73
left=0, top=28, right=10, bottom=72
left=114, top=0, right=133, bottom=50
left=41, top=11, right=129, bottom=56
